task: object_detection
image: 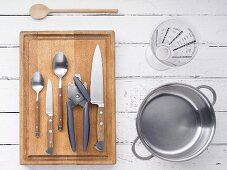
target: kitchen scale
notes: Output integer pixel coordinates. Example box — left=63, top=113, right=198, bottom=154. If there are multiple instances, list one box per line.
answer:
left=146, top=19, right=199, bottom=70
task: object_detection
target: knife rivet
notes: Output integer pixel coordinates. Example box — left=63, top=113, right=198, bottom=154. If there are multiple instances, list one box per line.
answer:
left=100, top=122, right=103, bottom=126
left=100, top=111, right=103, bottom=114
left=49, top=119, right=52, bottom=122
left=76, top=94, right=80, bottom=98
left=49, top=130, right=53, bottom=133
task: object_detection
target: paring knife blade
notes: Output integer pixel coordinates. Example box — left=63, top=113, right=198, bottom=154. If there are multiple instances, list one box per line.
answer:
left=90, top=44, right=105, bottom=151
left=46, top=79, right=54, bottom=154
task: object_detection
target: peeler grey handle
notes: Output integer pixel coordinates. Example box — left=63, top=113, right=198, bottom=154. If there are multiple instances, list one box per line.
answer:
left=83, top=102, right=90, bottom=151
left=67, top=100, right=76, bottom=152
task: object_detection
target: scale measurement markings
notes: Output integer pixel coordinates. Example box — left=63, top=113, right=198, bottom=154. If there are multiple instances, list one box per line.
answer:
left=172, top=56, right=193, bottom=58
left=173, top=40, right=196, bottom=51
left=162, top=27, right=170, bottom=43
left=169, top=31, right=183, bottom=45
left=156, top=30, right=158, bottom=47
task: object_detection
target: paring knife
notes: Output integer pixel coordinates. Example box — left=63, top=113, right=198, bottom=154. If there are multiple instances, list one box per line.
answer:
left=46, top=79, right=54, bottom=154
left=90, top=44, right=105, bottom=151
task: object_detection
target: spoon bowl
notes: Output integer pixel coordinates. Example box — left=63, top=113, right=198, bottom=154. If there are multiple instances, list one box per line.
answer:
left=52, top=52, right=68, bottom=78
left=32, top=71, right=44, bottom=94
left=29, top=4, right=50, bottom=20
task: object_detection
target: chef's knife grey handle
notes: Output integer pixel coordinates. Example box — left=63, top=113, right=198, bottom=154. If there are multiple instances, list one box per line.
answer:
left=35, top=100, right=40, bottom=137
left=67, top=100, right=76, bottom=152
left=46, top=115, right=54, bottom=154
left=96, top=106, right=104, bottom=149
left=83, top=102, right=89, bottom=151
left=58, top=87, right=63, bottom=131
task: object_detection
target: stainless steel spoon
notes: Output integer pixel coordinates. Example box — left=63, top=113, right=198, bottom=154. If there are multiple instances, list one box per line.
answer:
left=31, top=71, right=44, bottom=137
left=52, top=52, right=68, bottom=131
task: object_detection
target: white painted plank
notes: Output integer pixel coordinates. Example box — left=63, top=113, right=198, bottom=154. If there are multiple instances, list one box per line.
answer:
left=0, top=80, right=19, bottom=112
left=116, top=45, right=227, bottom=78
left=0, top=16, right=227, bottom=45
left=0, top=0, right=227, bottom=16
left=117, top=78, right=227, bottom=112
left=1, top=46, right=227, bottom=79
left=0, top=48, right=19, bottom=79
left=0, top=145, right=226, bottom=169
left=0, top=113, right=19, bottom=144
left=1, top=79, right=227, bottom=112
left=0, top=112, right=226, bottom=145
left=118, top=145, right=227, bottom=170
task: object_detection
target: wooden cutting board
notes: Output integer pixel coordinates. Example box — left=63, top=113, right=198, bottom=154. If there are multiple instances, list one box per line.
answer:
left=20, top=31, right=116, bottom=164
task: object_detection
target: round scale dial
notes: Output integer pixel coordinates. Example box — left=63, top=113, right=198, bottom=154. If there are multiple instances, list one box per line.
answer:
left=150, top=19, right=199, bottom=67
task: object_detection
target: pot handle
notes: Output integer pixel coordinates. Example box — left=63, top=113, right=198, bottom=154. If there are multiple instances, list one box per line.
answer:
left=197, top=85, right=216, bottom=106
left=132, top=136, right=154, bottom=160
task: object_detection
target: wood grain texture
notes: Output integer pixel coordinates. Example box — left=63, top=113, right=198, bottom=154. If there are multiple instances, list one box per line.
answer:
left=20, top=31, right=116, bottom=164
left=57, top=87, right=63, bottom=131
left=96, top=107, right=105, bottom=142
left=35, top=100, right=40, bottom=137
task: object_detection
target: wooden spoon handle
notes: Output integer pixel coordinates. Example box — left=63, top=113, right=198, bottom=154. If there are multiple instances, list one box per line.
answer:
left=50, top=8, right=118, bottom=14
left=58, top=87, right=63, bottom=131
left=35, top=100, right=40, bottom=137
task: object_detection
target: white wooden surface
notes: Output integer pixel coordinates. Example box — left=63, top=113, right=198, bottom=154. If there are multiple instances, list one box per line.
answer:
left=0, top=0, right=227, bottom=169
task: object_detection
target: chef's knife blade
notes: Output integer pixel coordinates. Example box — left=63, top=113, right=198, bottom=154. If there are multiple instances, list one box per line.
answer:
left=90, top=44, right=105, bottom=151
left=46, top=79, right=54, bottom=154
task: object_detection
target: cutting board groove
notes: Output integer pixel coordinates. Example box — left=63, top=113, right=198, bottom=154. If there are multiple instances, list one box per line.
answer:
left=20, top=31, right=116, bottom=164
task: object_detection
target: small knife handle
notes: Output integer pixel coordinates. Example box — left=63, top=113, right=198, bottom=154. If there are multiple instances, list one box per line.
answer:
left=58, top=87, right=63, bottom=131
left=35, top=100, right=40, bottom=137
left=97, top=106, right=105, bottom=143
left=46, top=115, right=54, bottom=154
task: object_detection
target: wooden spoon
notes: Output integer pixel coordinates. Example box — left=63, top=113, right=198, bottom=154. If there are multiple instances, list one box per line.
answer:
left=29, top=4, right=118, bottom=20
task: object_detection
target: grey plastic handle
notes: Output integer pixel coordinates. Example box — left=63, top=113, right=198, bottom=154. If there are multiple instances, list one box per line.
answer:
left=67, top=100, right=76, bottom=152
left=73, top=76, right=90, bottom=101
left=197, top=85, right=216, bottom=106
left=132, top=136, right=154, bottom=160
left=83, top=102, right=90, bottom=151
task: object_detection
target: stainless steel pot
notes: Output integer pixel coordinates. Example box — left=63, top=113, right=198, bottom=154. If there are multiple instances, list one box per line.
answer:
left=132, top=83, right=216, bottom=162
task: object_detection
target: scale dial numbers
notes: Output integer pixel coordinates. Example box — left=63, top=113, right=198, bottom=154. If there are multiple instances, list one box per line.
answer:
left=151, top=20, right=199, bottom=67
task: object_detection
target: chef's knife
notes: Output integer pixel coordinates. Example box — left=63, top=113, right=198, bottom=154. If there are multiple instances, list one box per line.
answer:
left=46, top=79, right=54, bottom=154
left=90, top=44, right=105, bottom=151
